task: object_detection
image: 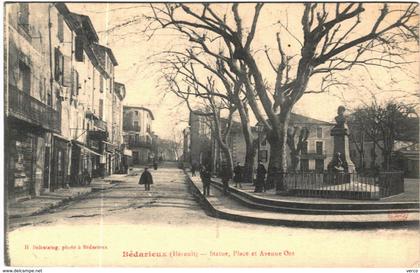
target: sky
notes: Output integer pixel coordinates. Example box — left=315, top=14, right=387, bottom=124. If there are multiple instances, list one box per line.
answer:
left=67, top=3, right=419, bottom=139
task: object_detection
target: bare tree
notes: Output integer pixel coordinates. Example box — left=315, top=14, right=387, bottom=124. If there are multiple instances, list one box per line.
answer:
left=146, top=3, right=418, bottom=191
left=162, top=55, right=237, bottom=176
left=350, top=101, right=417, bottom=171
left=287, top=126, right=310, bottom=171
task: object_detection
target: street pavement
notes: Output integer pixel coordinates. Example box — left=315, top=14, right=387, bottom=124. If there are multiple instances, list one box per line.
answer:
left=6, top=163, right=419, bottom=267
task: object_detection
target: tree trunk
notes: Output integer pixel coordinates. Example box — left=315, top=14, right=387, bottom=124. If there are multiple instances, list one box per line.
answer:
left=236, top=98, right=255, bottom=184
left=290, top=152, right=300, bottom=171
left=266, top=110, right=290, bottom=192
left=219, top=141, right=234, bottom=178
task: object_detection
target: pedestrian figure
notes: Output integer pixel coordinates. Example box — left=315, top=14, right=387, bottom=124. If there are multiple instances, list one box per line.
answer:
left=82, top=168, right=91, bottom=186
left=255, top=161, right=267, bottom=193
left=153, top=159, right=158, bottom=170
left=233, top=162, right=243, bottom=189
left=191, top=163, right=197, bottom=177
left=220, top=163, right=232, bottom=195
left=200, top=165, right=211, bottom=196
left=139, top=167, right=153, bottom=191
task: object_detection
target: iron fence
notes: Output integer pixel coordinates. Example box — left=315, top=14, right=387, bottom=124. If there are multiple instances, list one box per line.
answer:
left=283, top=171, right=404, bottom=200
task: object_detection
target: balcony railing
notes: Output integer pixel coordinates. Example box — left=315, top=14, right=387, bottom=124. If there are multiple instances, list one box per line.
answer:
left=94, top=118, right=107, bottom=131
left=128, top=139, right=152, bottom=149
left=8, top=85, right=60, bottom=133
left=123, top=124, right=140, bottom=131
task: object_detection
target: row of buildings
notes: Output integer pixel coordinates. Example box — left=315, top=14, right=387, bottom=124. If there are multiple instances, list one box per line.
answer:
left=182, top=112, right=335, bottom=175
left=4, top=3, right=158, bottom=202
left=182, top=111, right=419, bottom=177
left=5, top=3, right=125, bottom=201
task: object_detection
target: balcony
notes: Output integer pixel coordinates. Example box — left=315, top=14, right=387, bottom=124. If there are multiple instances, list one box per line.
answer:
left=8, top=85, right=60, bottom=133
left=127, top=139, right=152, bottom=149
left=94, top=118, right=107, bottom=131
left=87, top=130, right=108, bottom=141
left=123, top=124, right=140, bottom=132
left=85, top=110, right=107, bottom=131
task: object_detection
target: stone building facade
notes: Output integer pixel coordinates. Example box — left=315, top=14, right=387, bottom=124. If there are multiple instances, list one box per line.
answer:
left=257, top=113, right=334, bottom=172
left=185, top=112, right=335, bottom=176
left=122, top=106, right=155, bottom=164
left=5, top=3, right=125, bottom=202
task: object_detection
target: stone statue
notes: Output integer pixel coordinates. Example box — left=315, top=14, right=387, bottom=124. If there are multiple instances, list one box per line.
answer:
left=328, top=152, right=348, bottom=173
left=334, top=106, right=346, bottom=128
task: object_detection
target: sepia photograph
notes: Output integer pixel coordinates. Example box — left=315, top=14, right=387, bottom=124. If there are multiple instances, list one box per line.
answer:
left=2, top=1, right=419, bottom=269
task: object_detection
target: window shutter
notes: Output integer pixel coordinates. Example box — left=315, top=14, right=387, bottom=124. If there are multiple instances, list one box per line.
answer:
left=62, top=55, right=72, bottom=87
left=75, top=70, right=79, bottom=95
left=75, top=36, right=84, bottom=62
left=54, top=48, right=60, bottom=81
left=99, top=76, right=104, bottom=93
left=57, top=14, right=64, bottom=42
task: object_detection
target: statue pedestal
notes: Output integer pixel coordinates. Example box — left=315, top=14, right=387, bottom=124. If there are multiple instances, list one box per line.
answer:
left=330, top=127, right=356, bottom=173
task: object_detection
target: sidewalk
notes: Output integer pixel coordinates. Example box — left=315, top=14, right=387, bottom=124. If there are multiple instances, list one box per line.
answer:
left=8, top=174, right=126, bottom=219
left=186, top=171, right=419, bottom=228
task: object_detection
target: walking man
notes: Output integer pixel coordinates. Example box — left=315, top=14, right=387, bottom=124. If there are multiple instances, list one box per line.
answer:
left=139, top=167, right=153, bottom=191
left=200, top=165, right=211, bottom=196
left=255, top=161, right=267, bottom=193
left=233, top=162, right=243, bottom=189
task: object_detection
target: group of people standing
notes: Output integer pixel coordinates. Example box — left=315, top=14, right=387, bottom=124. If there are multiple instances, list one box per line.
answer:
left=193, top=161, right=268, bottom=196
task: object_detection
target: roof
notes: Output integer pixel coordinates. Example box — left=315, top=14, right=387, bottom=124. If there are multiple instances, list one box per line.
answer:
left=123, top=105, right=154, bottom=120
left=289, top=113, right=333, bottom=126
left=256, top=112, right=333, bottom=127
left=69, top=12, right=99, bottom=43
left=92, top=44, right=118, bottom=66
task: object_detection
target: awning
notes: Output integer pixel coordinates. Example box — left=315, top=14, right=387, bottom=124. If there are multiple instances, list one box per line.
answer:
left=75, top=143, right=102, bottom=156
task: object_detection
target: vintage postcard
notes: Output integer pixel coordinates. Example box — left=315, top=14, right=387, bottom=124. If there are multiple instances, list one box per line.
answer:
left=2, top=2, right=419, bottom=269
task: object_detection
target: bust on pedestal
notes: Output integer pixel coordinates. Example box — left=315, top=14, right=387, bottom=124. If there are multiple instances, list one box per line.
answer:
left=328, top=106, right=356, bottom=173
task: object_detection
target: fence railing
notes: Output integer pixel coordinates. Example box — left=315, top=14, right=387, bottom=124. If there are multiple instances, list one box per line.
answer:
left=282, top=171, right=404, bottom=200
left=94, top=118, right=107, bottom=131
left=8, top=85, right=61, bottom=133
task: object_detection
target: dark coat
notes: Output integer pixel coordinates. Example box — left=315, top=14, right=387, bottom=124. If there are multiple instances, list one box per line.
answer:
left=200, top=168, right=211, bottom=184
left=139, top=170, right=154, bottom=185
left=220, top=166, right=232, bottom=182
left=256, top=164, right=267, bottom=180
left=233, top=165, right=242, bottom=182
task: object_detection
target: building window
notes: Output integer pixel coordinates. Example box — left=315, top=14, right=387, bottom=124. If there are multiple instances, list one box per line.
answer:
left=316, top=127, right=323, bottom=138
left=316, top=141, right=323, bottom=155
left=47, top=92, right=52, bottom=106
left=99, top=99, right=103, bottom=119
left=300, top=159, right=309, bottom=171
left=57, top=14, right=64, bottom=42
left=133, top=121, right=139, bottom=131
left=301, top=141, right=308, bottom=154
left=99, top=76, right=104, bottom=93
left=18, top=3, right=29, bottom=33
left=54, top=48, right=64, bottom=83
left=18, top=61, right=31, bottom=94
left=134, top=111, right=138, bottom=116
left=71, top=69, right=79, bottom=96
left=75, top=36, right=84, bottom=62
